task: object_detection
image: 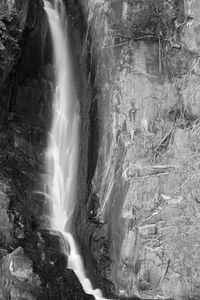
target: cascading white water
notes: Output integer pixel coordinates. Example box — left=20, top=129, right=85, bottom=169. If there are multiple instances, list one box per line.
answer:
left=43, top=1, right=106, bottom=299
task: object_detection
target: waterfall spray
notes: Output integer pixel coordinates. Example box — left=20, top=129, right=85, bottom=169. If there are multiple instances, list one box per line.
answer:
left=43, top=0, right=107, bottom=299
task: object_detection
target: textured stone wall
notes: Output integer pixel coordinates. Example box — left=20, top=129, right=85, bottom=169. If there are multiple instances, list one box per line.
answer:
left=1, top=0, right=200, bottom=299
left=75, top=0, right=200, bottom=299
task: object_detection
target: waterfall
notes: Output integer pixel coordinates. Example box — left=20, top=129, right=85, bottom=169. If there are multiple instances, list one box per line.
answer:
left=43, top=0, right=106, bottom=299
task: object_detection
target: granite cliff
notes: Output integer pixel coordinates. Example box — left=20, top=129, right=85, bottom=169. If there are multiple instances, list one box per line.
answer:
left=75, top=0, right=200, bottom=299
left=1, top=0, right=200, bottom=299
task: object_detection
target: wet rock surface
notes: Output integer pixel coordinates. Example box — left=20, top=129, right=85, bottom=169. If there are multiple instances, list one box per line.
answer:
left=0, top=107, right=94, bottom=299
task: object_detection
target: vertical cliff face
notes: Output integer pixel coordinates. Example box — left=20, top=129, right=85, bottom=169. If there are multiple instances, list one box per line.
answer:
left=0, top=1, right=54, bottom=298
left=1, top=0, right=200, bottom=299
left=75, top=0, right=200, bottom=299
left=0, top=0, right=28, bottom=124
left=0, top=0, right=53, bottom=128
left=0, top=0, right=28, bottom=89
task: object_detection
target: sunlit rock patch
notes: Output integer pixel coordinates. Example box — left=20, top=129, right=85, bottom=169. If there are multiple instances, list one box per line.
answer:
left=0, top=247, right=41, bottom=300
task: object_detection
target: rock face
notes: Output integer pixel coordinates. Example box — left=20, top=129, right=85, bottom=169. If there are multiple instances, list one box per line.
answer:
left=0, top=0, right=28, bottom=91
left=0, top=247, right=41, bottom=300
left=1, top=0, right=200, bottom=299
left=75, top=0, right=200, bottom=299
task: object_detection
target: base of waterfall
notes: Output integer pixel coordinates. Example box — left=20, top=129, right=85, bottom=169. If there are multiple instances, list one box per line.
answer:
left=61, top=231, right=105, bottom=300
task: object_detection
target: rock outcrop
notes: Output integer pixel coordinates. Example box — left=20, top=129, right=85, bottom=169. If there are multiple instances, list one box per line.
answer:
left=75, top=0, right=200, bottom=299
left=0, top=0, right=28, bottom=90
left=0, top=247, right=41, bottom=300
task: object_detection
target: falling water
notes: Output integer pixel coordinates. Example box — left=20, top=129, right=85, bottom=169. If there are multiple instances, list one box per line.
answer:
left=43, top=0, right=105, bottom=299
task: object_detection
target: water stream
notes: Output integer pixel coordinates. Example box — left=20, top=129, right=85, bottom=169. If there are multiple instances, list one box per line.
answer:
left=43, top=0, right=105, bottom=299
